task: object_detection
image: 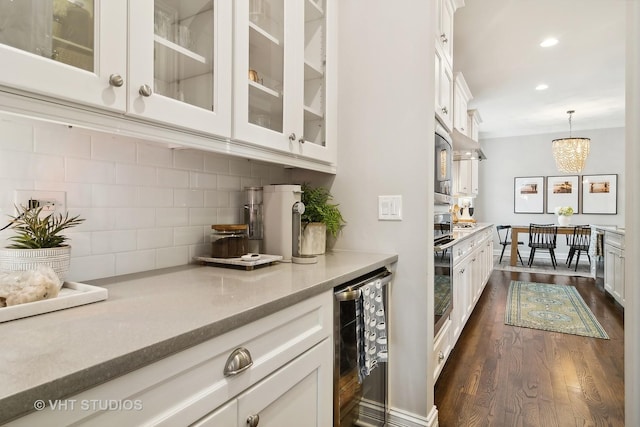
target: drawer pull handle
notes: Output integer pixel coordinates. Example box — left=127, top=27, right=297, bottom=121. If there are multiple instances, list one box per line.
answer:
left=224, top=347, right=253, bottom=376
left=247, top=414, right=260, bottom=427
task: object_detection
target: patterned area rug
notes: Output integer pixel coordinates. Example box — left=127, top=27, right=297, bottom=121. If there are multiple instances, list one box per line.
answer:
left=505, top=281, right=609, bottom=339
left=494, top=255, right=592, bottom=278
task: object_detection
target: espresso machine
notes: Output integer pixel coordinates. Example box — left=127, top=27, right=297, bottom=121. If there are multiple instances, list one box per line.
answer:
left=263, top=184, right=316, bottom=264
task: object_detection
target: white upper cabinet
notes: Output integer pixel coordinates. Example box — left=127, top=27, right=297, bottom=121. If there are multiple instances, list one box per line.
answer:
left=0, top=0, right=335, bottom=169
left=467, top=109, right=482, bottom=142
left=453, top=72, right=472, bottom=136
left=128, top=0, right=233, bottom=136
left=435, top=0, right=455, bottom=64
left=232, top=0, right=336, bottom=163
left=435, top=41, right=453, bottom=131
left=0, top=0, right=127, bottom=112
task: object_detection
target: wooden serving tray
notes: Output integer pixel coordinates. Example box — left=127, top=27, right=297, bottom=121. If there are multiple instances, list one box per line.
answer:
left=0, top=281, right=108, bottom=323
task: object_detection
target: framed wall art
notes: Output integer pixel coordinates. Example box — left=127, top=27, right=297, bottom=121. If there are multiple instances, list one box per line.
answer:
left=546, top=175, right=579, bottom=214
left=514, top=176, right=544, bottom=213
left=581, top=174, right=618, bottom=214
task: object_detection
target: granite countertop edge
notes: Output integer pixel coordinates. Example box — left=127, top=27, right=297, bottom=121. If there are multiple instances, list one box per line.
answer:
left=1, top=250, right=398, bottom=424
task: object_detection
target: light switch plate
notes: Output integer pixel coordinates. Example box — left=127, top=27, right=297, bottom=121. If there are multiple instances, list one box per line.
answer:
left=378, top=195, right=402, bottom=221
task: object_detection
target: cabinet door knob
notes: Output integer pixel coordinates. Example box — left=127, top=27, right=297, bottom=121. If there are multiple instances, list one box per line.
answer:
left=109, top=74, right=124, bottom=87
left=223, top=347, right=253, bottom=376
left=442, top=106, right=448, bottom=115
left=438, top=351, right=444, bottom=362
left=298, top=137, right=305, bottom=144
left=139, top=84, right=153, bottom=97
left=247, top=414, right=260, bottom=427
left=288, top=133, right=296, bottom=142
left=440, top=33, right=448, bottom=44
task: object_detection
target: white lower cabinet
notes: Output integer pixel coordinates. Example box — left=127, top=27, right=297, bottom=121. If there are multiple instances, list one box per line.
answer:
left=435, top=227, right=493, bottom=382
left=194, top=339, right=331, bottom=427
left=8, top=292, right=333, bottom=427
left=604, top=231, right=625, bottom=307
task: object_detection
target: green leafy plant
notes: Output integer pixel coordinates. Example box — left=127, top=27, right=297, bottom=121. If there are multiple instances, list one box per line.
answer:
left=5, top=205, right=84, bottom=249
left=301, top=183, right=346, bottom=237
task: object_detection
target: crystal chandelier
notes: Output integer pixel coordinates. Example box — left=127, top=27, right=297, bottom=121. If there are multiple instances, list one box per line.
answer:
left=552, top=110, right=590, bottom=173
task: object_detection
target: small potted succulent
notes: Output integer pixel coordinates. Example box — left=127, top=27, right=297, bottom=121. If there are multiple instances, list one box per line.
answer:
left=300, top=183, right=346, bottom=255
left=0, top=205, right=84, bottom=283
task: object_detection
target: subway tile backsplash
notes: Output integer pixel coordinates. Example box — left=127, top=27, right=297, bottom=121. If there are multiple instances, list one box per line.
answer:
left=0, top=116, right=292, bottom=282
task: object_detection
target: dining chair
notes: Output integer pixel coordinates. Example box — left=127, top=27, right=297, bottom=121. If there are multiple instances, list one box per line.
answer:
left=496, top=225, right=524, bottom=265
left=528, top=223, right=558, bottom=269
left=567, top=225, right=591, bottom=271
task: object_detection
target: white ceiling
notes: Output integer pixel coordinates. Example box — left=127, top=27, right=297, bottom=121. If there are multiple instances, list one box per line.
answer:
left=453, top=0, right=627, bottom=139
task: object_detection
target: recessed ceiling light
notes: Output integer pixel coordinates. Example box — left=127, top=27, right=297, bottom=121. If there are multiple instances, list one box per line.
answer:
left=540, top=38, right=558, bottom=47
left=536, top=84, right=549, bottom=91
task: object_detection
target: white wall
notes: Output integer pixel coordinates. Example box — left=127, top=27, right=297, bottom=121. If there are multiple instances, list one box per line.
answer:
left=0, top=115, right=292, bottom=282
left=625, top=3, right=640, bottom=426
left=327, top=1, right=436, bottom=424
left=476, top=127, right=625, bottom=258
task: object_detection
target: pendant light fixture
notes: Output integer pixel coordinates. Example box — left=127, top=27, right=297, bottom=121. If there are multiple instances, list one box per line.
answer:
left=552, top=110, right=591, bottom=173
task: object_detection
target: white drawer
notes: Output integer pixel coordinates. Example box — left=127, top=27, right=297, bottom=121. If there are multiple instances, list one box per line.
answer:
left=10, top=291, right=333, bottom=427
left=605, top=231, right=624, bottom=249
left=433, top=318, right=452, bottom=381
left=453, top=237, right=476, bottom=264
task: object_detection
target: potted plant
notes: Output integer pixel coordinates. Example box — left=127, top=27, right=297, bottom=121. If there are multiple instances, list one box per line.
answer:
left=0, top=205, right=84, bottom=284
left=300, top=183, right=346, bottom=255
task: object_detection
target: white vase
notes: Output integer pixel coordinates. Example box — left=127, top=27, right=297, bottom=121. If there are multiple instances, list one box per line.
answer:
left=558, top=215, right=571, bottom=226
left=0, top=246, right=71, bottom=286
left=300, top=222, right=327, bottom=255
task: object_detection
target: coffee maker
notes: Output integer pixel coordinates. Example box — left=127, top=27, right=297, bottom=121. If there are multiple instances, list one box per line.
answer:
left=263, top=184, right=316, bottom=263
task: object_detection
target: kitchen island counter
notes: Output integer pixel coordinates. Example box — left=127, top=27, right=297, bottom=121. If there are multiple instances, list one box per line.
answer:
left=0, top=250, right=397, bottom=424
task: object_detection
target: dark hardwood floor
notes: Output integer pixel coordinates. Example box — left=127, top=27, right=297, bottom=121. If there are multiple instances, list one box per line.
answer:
left=435, top=269, right=625, bottom=427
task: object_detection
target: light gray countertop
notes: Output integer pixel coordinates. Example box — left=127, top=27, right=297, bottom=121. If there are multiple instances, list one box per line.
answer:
left=0, top=250, right=397, bottom=424
left=451, top=223, right=494, bottom=242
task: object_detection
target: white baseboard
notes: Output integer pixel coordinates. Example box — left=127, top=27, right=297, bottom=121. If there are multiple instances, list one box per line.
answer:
left=387, top=405, right=438, bottom=427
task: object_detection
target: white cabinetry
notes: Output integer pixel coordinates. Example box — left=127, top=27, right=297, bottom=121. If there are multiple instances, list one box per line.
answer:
left=0, top=1, right=127, bottom=112
left=436, top=226, right=493, bottom=381
left=0, top=0, right=336, bottom=170
left=434, top=41, right=453, bottom=131
left=604, top=231, right=625, bottom=307
left=453, top=72, right=472, bottom=136
left=9, top=292, right=333, bottom=427
left=453, top=158, right=479, bottom=196
left=435, top=0, right=455, bottom=64
left=467, top=109, right=482, bottom=142
left=233, top=0, right=336, bottom=163
left=128, top=0, right=233, bottom=135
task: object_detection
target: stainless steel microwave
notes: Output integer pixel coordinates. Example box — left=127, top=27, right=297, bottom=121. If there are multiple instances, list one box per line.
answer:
left=434, top=124, right=453, bottom=204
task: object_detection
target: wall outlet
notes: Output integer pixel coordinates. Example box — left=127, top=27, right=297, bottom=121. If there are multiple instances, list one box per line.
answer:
left=14, top=190, right=67, bottom=217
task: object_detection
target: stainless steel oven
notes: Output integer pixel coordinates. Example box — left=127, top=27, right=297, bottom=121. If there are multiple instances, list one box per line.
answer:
left=334, top=268, right=392, bottom=427
left=434, top=213, right=454, bottom=337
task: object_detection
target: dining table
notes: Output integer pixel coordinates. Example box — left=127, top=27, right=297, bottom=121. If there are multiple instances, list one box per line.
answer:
left=509, top=225, right=578, bottom=266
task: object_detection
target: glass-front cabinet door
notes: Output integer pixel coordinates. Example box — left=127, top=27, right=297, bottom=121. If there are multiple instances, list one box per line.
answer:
left=233, top=0, right=335, bottom=163
left=0, top=0, right=127, bottom=111
left=128, top=0, right=232, bottom=136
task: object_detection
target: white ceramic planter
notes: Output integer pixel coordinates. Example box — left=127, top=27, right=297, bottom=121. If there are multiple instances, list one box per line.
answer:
left=558, top=215, right=571, bottom=226
left=0, top=246, right=71, bottom=285
left=300, top=223, right=327, bottom=255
